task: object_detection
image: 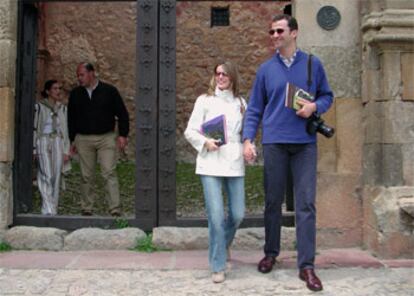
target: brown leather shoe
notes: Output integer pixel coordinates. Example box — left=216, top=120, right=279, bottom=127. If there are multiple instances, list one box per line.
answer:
left=299, top=269, right=323, bottom=292
left=257, top=256, right=276, bottom=273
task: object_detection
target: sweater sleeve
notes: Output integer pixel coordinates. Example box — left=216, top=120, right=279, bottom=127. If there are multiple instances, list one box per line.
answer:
left=113, top=87, right=129, bottom=137
left=184, top=95, right=209, bottom=153
left=242, top=69, right=266, bottom=142
left=314, top=59, right=334, bottom=114
left=61, top=105, right=70, bottom=155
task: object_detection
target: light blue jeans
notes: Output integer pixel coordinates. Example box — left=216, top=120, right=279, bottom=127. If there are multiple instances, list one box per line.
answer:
left=200, top=175, right=245, bottom=272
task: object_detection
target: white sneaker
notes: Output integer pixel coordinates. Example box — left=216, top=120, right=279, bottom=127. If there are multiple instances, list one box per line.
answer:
left=212, top=271, right=225, bottom=283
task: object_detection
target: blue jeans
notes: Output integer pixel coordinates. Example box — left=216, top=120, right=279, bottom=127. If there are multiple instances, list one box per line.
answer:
left=263, top=143, right=317, bottom=269
left=200, top=175, right=245, bottom=272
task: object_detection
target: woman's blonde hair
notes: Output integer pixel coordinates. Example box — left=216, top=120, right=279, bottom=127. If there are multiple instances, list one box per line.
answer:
left=207, top=61, right=240, bottom=97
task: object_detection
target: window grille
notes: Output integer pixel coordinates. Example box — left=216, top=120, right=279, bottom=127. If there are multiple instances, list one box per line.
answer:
left=211, top=7, right=229, bottom=27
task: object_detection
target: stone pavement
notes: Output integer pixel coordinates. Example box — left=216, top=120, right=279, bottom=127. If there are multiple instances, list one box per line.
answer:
left=0, top=249, right=413, bottom=296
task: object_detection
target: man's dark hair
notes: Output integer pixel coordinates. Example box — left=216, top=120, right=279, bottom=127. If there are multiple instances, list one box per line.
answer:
left=272, top=14, right=298, bottom=31
left=80, top=62, right=95, bottom=72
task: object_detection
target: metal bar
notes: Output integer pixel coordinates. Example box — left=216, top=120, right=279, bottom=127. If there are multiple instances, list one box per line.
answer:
left=14, top=214, right=154, bottom=231
left=13, top=1, right=38, bottom=214
left=157, top=0, right=177, bottom=226
left=135, top=0, right=159, bottom=227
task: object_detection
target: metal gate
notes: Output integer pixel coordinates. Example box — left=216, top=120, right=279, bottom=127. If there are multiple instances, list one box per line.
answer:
left=13, top=0, right=294, bottom=231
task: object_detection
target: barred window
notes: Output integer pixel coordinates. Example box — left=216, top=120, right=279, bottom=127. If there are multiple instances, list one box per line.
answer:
left=211, top=7, right=229, bottom=27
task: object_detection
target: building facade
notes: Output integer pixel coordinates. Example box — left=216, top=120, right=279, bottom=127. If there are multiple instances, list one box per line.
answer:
left=0, top=0, right=413, bottom=258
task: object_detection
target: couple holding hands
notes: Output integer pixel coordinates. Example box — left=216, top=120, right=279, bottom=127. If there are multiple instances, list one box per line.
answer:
left=185, top=14, right=333, bottom=291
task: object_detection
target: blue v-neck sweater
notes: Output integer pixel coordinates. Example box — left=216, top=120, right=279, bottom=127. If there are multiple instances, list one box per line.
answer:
left=243, top=50, right=333, bottom=144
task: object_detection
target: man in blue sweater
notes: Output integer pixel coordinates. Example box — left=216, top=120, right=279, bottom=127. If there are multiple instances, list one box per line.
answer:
left=243, top=14, right=333, bottom=292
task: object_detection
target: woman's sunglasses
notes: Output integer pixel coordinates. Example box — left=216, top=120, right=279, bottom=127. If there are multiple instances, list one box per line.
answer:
left=215, top=72, right=229, bottom=77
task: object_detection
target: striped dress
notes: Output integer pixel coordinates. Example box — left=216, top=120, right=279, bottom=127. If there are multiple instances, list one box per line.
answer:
left=33, top=99, right=70, bottom=215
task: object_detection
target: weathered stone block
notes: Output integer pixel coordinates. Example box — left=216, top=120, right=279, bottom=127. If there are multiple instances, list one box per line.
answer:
left=363, top=101, right=383, bottom=144
left=336, top=98, right=363, bottom=174
left=0, top=87, right=14, bottom=162
left=363, top=143, right=382, bottom=185
left=401, top=53, right=414, bottom=101
left=153, top=227, right=208, bottom=250
left=0, top=0, right=17, bottom=41
left=362, top=143, right=404, bottom=187
left=316, top=173, right=362, bottom=248
left=233, top=227, right=295, bottom=251
left=362, top=186, right=414, bottom=258
left=0, top=230, right=5, bottom=243
left=382, top=144, right=404, bottom=186
left=296, top=1, right=360, bottom=47
left=402, top=143, right=414, bottom=186
left=384, top=0, right=414, bottom=9
left=383, top=101, right=414, bottom=144
left=152, top=226, right=296, bottom=250
left=64, top=228, right=146, bottom=250
left=301, top=46, right=361, bottom=99
left=363, top=67, right=381, bottom=104
left=0, top=162, right=12, bottom=230
left=5, top=226, right=67, bottom=251
left=398, top=197, right=414, bottom=217
left=316, top=227, right=362, bottom=249
left=0, top=40, right=16, bottom=88
left=381, top=52, right=402, bottom=101
left=317, top=101, right=337, bottom=173
left=367, top=46, right=381, bottom=71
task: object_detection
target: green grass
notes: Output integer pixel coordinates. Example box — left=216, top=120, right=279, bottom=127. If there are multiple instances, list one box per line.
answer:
left=113, top=218, right=129, bottom=229
left=132, top=233, right=170, bottom=253
left=0, top=242, right=12, bottom=252
left=33, top=161, right=265, bottom=217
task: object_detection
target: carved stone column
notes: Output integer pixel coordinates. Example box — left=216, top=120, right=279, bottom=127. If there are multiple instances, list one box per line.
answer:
left=361, top=3, right=414, bottom=258
left=0, top=0, right=17, bottom=229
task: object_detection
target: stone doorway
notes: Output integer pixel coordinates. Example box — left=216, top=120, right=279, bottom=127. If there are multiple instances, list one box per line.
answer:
left=13, top=0, right=294, bottom=230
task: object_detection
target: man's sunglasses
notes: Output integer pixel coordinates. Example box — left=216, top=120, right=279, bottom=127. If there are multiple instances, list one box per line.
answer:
left=268, top=28, right=285, bottom=35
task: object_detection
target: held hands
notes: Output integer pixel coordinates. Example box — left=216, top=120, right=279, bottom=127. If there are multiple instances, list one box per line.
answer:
left=296, top=99, right=317, bottom=118
left=204, top=138, right=220, bottom=152
left=70, top=144, right=77, bottom=156
left=117, top=136, right=128, bottom=152
left=243, top=140, right=257, bottom=164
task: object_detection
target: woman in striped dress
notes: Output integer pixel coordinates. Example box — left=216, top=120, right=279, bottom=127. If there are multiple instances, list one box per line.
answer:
left=33, top=80, right=70, bottom=215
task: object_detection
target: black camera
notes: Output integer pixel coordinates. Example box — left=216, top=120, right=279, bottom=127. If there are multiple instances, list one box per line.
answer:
left=306, top=114, right=335, bottom=138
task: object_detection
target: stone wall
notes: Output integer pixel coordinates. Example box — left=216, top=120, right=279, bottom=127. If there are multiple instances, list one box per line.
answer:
left=38, top=1, right=289, bottom=162
left=0, top=0, right=17, bottom=228
left=176, top=1, right=287, bottom=161
left=38, top=1, right=137, bottom=158
left=360, top=0, right=414, bottom=258
left=295, top=0, right=363, bottom=248
left=1, top=0, right=412, bottom=258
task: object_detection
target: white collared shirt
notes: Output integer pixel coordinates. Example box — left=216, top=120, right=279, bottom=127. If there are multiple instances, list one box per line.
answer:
left=279, top=49, right=298, bottom=68
left=85, top=80, right=99, bottom=99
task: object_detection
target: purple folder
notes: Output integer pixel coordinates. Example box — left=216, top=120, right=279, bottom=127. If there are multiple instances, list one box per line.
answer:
left=201, top=114, right=227, bottom=146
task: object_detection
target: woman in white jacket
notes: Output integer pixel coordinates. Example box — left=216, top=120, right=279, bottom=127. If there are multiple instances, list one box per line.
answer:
left=184, top=61, right=246, bottom=283
left=33, top=80, right=70, bottom=215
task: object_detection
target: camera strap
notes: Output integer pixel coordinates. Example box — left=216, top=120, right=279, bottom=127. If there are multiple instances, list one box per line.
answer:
left=307, top=54, right=313, bottom=91
left=263, top=53, right=314, bottom=106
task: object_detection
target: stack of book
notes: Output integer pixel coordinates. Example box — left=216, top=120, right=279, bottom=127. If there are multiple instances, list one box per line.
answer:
left=285, top=82, right=314, bottom=111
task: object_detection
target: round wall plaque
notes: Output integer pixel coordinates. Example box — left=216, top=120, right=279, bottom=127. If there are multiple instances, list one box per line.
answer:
left=317, top=6, right=341, bottom=31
